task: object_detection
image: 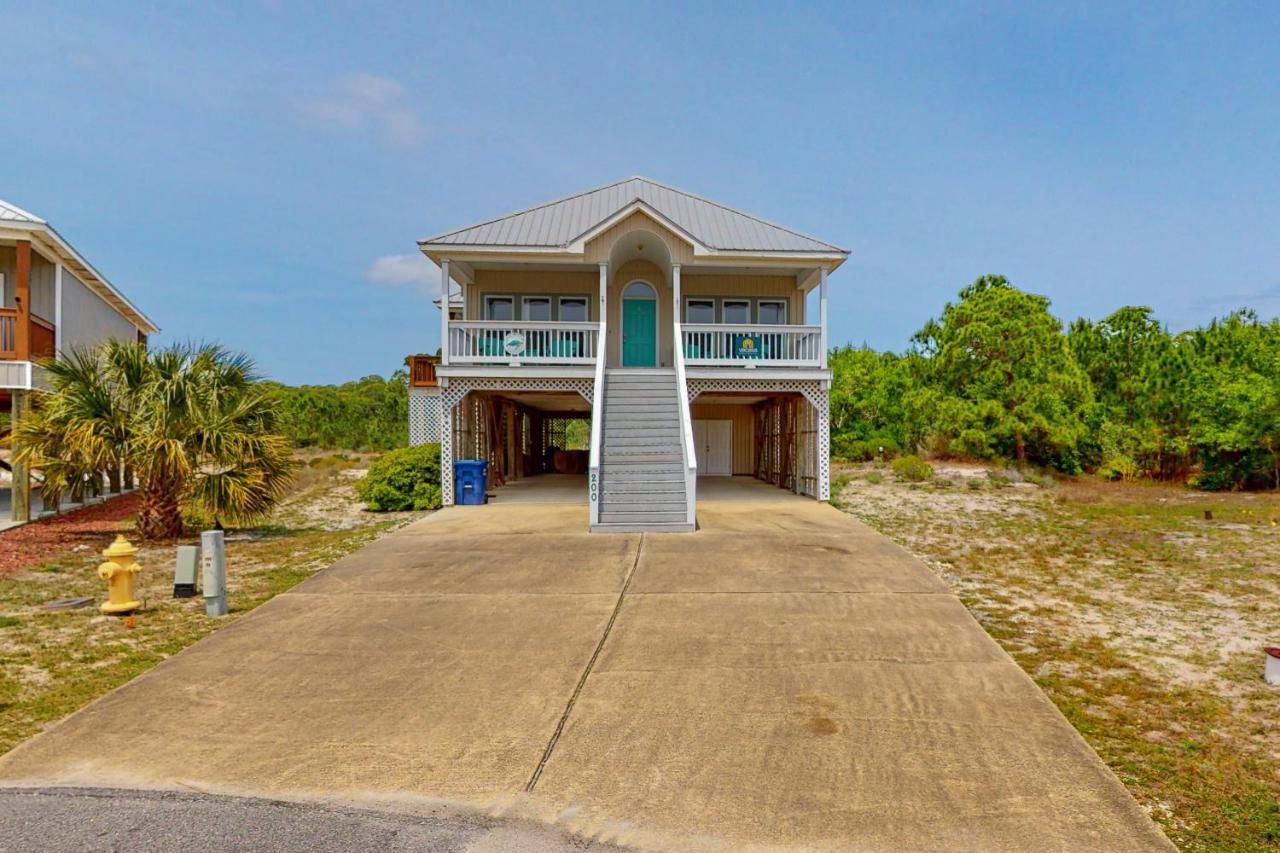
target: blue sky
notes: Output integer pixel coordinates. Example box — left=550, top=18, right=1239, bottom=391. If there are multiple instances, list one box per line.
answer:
left=3, top=2, right=1277, bottom=384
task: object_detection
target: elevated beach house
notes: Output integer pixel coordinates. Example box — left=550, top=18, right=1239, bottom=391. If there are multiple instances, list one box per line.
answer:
left=407, top=177, right=848, bottom=531
left=1, top=199, right=158, bottom=524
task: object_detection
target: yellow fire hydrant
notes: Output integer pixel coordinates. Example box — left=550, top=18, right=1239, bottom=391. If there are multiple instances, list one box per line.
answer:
left=98, top=535, right=142, bottom=615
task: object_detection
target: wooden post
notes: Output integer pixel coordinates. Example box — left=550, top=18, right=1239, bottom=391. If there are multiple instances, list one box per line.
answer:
left=440, top=259, right=451, bottom=365
left=14, top=240, right=30, bottom=360
left=10, top=390, right=30, bottom=523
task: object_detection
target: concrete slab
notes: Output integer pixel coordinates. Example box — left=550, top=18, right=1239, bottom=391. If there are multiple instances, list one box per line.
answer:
left=0, top=492, right=1171, bottom=851
left=0, top=590, right=617, bottom=802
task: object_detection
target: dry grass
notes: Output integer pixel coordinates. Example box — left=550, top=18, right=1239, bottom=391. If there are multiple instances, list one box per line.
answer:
left=0, top=453, right=423, bottom=757
left=834, top=461, right=1280, bottom=850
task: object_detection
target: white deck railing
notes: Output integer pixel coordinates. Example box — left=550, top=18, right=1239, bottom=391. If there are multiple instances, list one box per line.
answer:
left=588, top=318, right=607, bottom=526
left=448, top=320, right=600, bottom=365
left=673, top=321, right=698, bottom=527
left=681, top=324, right=823, bottom=367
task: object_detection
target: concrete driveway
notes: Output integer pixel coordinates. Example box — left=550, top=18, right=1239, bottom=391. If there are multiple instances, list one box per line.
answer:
left=0, top=479, right=1170, bottom=851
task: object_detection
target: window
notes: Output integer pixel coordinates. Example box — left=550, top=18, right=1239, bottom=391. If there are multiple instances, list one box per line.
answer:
left=484, top=296, right=515, bottom=321
left=558, top=296, right=589, bottom=322
left=623, top=281, right=657, bottom=299
left=757, top=299, right=787, bottom=325
left=722, top=299, right=750, bottom=325
left=523, top=296, right=552, bottom=322
left=685, top=298, right=715, bottom=324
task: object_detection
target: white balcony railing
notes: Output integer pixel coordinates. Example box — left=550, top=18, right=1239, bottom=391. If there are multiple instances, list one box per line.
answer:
left=681, top=324, right=823, bottom=367
left=447, top=321, right=600, bottom=365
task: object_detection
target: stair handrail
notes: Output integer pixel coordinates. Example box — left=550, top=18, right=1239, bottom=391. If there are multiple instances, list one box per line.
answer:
left=588, top=317, right=607, bottom=526
left=672, top=320, right=698, bottom=527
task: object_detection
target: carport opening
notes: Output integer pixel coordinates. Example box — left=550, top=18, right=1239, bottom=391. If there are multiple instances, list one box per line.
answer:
left=691, top=391, right=821, bottom=498
left=450, top=391, right=590, bottom=503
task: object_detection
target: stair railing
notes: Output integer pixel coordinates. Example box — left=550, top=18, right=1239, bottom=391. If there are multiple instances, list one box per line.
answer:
left=588, top=318, right=607, bottom=526
left=673, top=321, right=698, bottom=527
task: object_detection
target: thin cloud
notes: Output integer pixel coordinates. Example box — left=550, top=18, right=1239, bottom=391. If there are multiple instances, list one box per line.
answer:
left=1190, top=282, right=1280, bottom=313
left=303, top=73, right=426, bottom=149
left=367, top=253, right=437, bottom=293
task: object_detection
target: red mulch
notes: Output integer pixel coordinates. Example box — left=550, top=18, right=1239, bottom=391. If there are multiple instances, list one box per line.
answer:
left=0, top=492, right=141, bottom=575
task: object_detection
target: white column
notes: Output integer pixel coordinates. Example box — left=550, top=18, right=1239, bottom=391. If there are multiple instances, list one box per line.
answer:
left=819, top=266, right=829, bottom=368
left=54, top=263, right=63, bottom=356
left=597, top=262, right=607, bottom=320
left=440, top=390, right=456, bottom=505
left=440, top=259, right=451, bottom=365
left=671, top=263, right=681, bottom=319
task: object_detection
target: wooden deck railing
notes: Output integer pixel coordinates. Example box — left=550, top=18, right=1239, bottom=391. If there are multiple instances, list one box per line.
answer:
left=407, top=354, right=439, bottom=387
left=681, top=324, right=823, bottom=367
left=0, top=310, right=57, bottom=361
left=31, top=317, right=55, bottom=359
left=0, top=310, right=15, bottom=359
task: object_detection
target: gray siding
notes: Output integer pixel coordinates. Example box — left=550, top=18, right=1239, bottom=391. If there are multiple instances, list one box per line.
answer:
left=61, top=268, right=138, bottom=352
left=0, top=246, right=55, bottom=322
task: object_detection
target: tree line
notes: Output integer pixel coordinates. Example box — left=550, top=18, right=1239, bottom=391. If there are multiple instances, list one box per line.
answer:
left=830, top=275, right=1280, bottom=490
left=262, top=372, right=409, bottom=451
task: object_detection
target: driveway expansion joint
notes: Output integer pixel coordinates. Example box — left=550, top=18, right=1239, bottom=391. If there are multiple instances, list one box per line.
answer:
left=525, top=534, right=644, bottom=793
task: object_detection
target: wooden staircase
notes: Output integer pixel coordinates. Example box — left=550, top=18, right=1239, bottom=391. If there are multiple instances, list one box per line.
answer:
left=591, top=369, right=694, bottom=532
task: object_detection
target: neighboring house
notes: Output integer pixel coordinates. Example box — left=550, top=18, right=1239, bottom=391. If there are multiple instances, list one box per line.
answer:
left=407, top=177, right=848, bottom=531
left=1, top=198, right=159, bottom=523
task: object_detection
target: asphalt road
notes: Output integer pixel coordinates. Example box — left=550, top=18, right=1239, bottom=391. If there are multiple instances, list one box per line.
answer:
left=0, top=787, right=617, bottom=852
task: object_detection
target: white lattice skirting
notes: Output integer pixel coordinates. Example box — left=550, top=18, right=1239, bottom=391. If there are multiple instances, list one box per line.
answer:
left=438, top=377, right=594, bottom=505
left=408, top=388, right=443, bottom=446
left=686, top=377, right=830, bottom=501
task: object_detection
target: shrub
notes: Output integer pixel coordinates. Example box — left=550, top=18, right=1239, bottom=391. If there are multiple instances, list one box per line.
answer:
left=831, top=433, right=902, bottom=462
left=865, top=471, right=883, bottom=485
left=892, top=455, right=933, bottom=482
left=356, top=444, right=443, bottom=511
left=966, top=478, right=984, bottom=490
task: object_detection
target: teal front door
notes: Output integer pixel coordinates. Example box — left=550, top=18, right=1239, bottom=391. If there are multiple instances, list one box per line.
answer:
left=622, top=299, right=657, bottom=366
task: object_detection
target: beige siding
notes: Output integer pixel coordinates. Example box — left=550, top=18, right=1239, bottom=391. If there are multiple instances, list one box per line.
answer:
left=681, top=273, right=804, bottom=324
left=690, top=402, right=755, bottom=475
left=468, top=269, right=599, bottom=321
left=608, top=259, right=673, bottom=367
left=584, top=210, right=695, bottom=265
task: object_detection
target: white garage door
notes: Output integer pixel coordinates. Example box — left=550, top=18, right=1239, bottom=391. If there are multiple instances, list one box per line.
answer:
left=693, top=420, right=732, bottom=476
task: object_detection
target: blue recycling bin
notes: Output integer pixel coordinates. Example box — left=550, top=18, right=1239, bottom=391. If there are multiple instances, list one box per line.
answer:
left=454, top=459, right=489, bottom=505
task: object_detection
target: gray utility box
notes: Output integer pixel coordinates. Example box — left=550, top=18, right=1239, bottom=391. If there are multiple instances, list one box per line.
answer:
left=174, top=545, right=200, bottom=598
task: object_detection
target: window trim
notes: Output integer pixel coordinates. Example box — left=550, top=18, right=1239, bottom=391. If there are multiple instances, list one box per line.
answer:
left=755, top=298, right=788, bottom=325
left=556, top=295, right=592, bottom=322
left=520, top=295, right=553, bottom=322
left=683, top=296, right=717, bottom=324
left=483, top=294, right=517, bottom=321
left=721, top=298, right=751, bottom=325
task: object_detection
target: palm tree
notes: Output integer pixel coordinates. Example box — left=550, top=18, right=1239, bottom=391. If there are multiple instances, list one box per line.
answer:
left=15, top=341, right=294, bottom=539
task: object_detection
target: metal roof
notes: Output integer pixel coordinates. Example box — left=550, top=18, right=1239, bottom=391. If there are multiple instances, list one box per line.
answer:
left=422, top=177, right=848, bottom=255
left=0, top=197, right=159, bottom=334
left=0, top=199, right=44, bottom=224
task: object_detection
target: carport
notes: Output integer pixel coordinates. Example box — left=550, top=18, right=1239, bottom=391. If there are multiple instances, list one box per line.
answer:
left=450, top=389, right=591, bottom=503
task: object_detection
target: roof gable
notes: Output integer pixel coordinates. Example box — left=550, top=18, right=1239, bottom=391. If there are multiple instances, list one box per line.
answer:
left=422, top=177, right=848, bottom=255
left=0, top=199, right=44, bottom=224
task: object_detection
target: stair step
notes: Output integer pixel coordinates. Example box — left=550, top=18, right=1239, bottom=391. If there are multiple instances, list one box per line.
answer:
left=599, top=511, right=689, bottom=524
left=603, top=453, right=683, bottom=464
left=604, top=434, right=681, bottom=445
